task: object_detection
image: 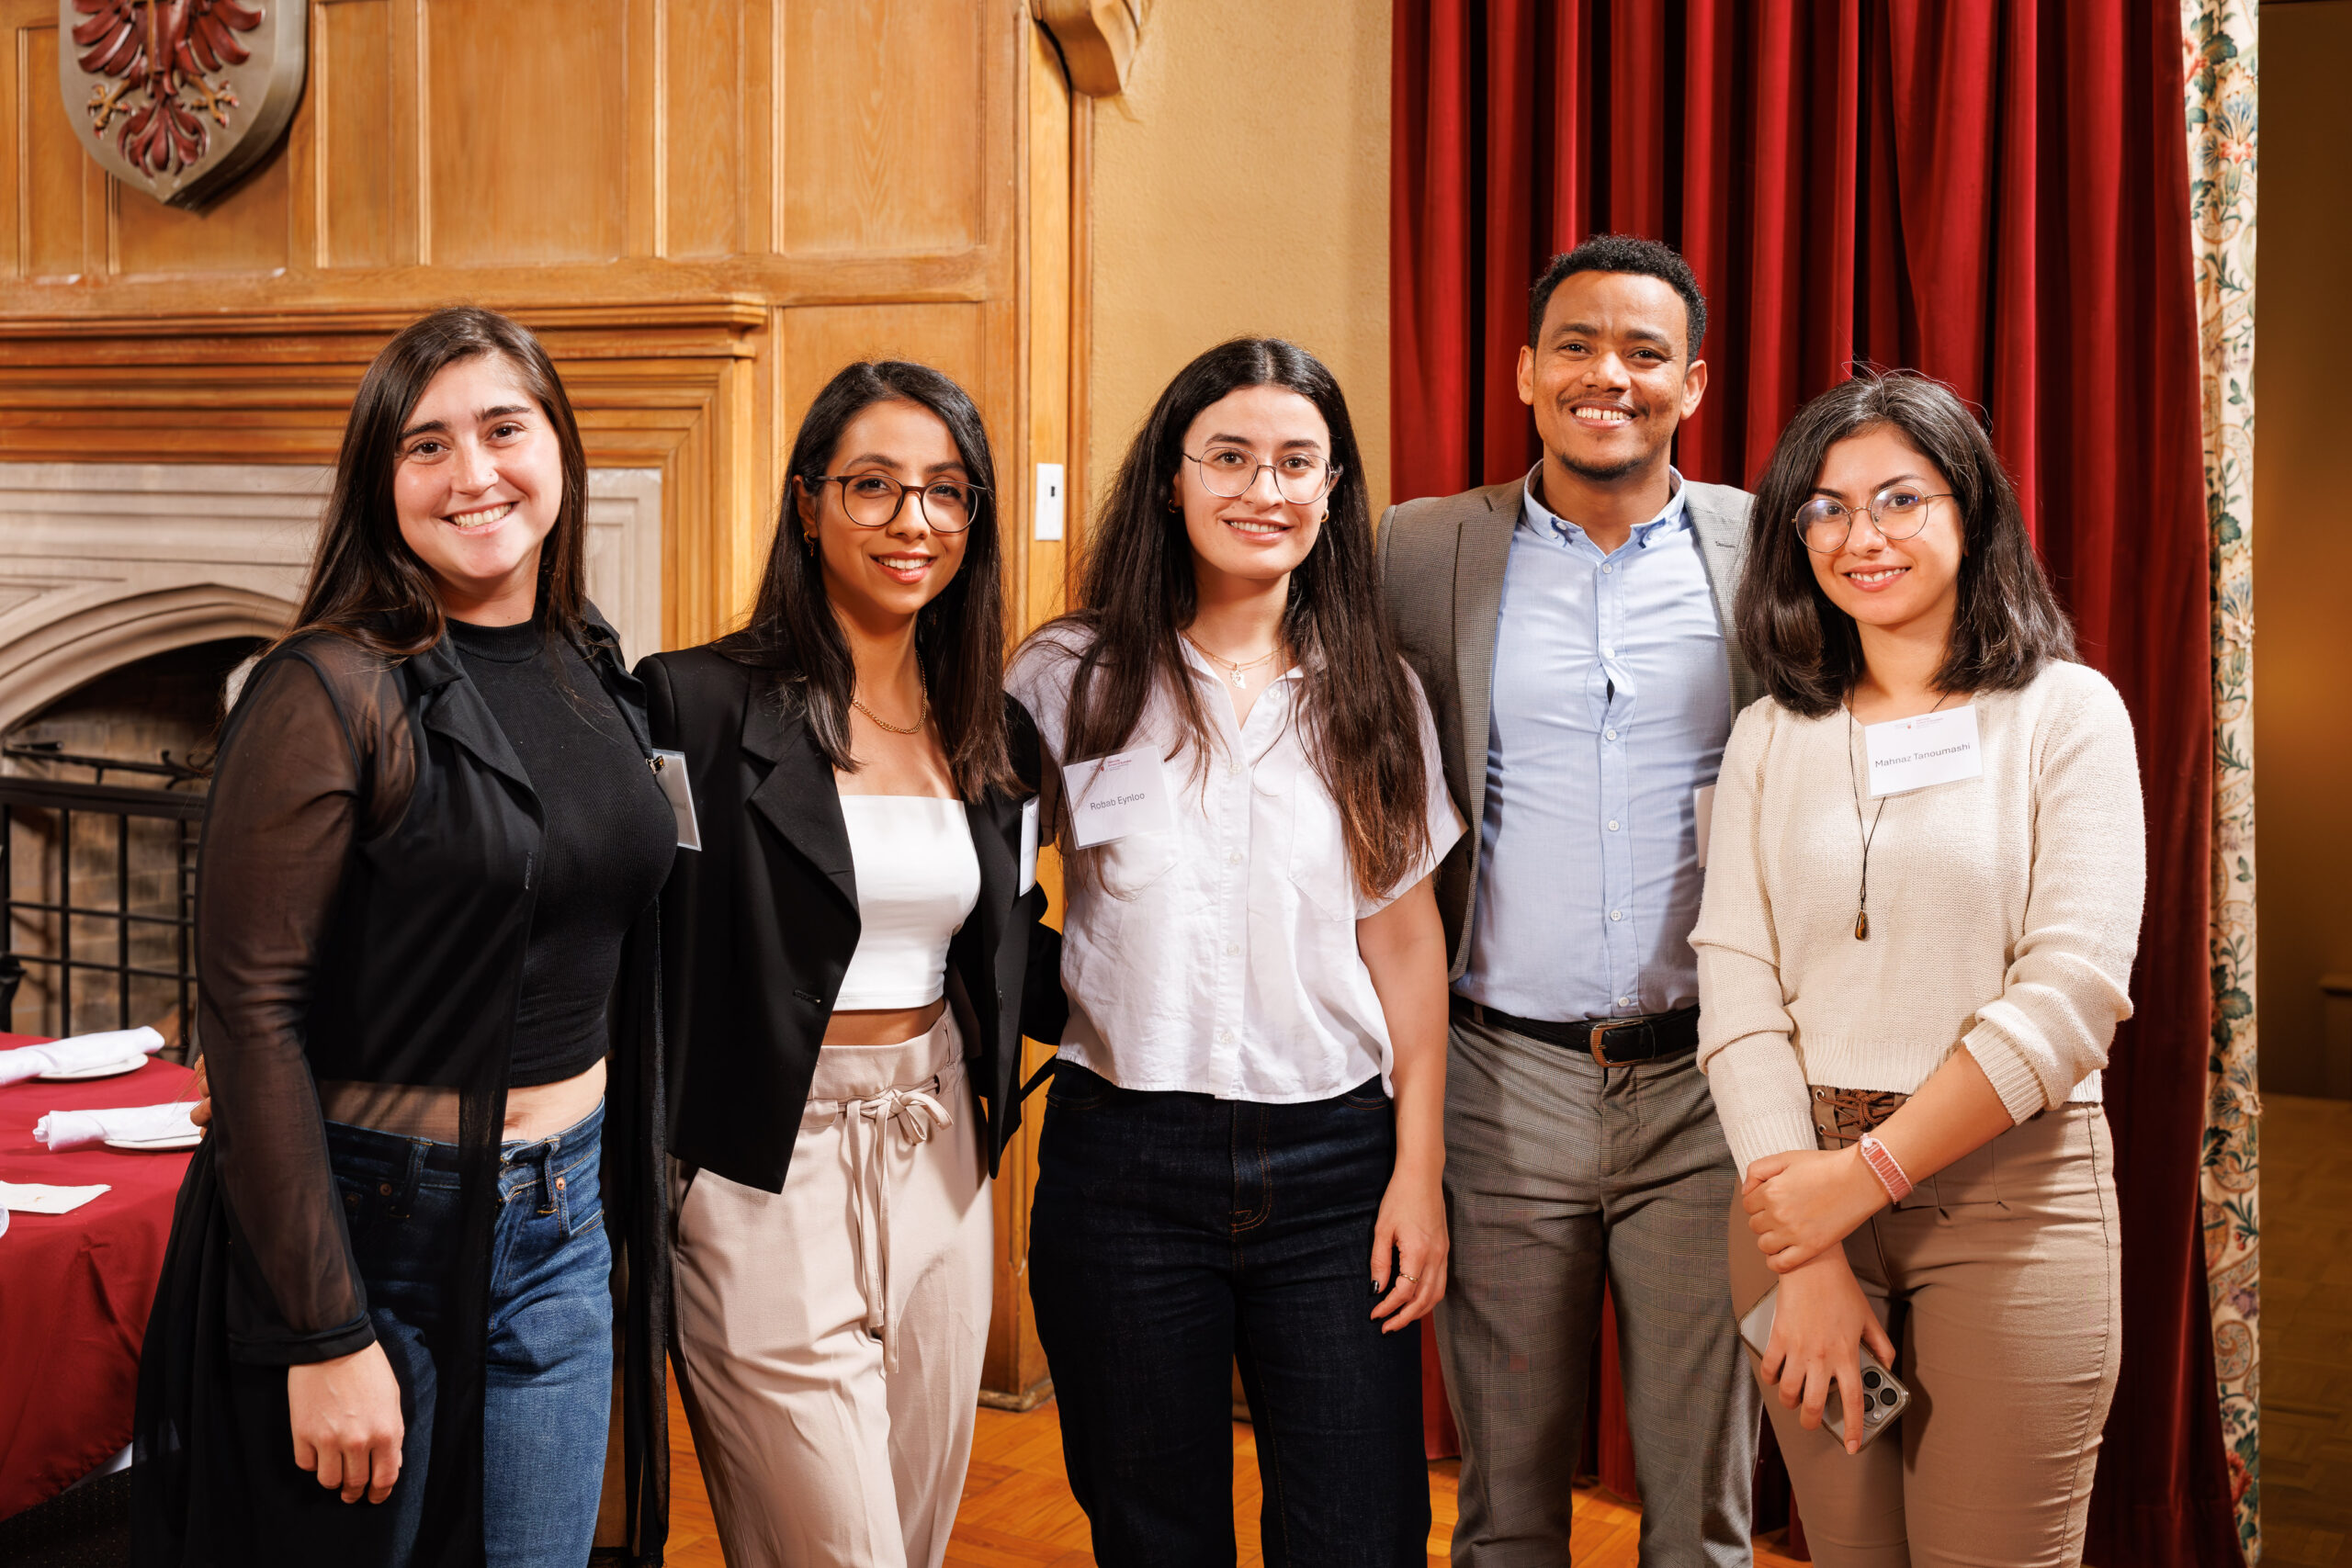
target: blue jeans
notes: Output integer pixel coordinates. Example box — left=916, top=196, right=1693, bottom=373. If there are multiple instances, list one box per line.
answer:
left=326, top=1101, right=614, bottom=1568
left=1028, top=1065, right=1428, bottom=1568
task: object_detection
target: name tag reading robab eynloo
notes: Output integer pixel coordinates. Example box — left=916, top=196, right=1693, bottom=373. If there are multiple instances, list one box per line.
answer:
left=1061, top=747, right=1176, bottom=849
left=1863, top=705, right=1984, bottom=797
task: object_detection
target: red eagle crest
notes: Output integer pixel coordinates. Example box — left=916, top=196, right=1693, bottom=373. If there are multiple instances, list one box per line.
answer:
left=73, top=0, right=265, bottom=176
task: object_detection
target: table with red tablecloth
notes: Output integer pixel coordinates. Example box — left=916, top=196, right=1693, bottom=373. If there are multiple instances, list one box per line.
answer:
left=0, top=1037, right=195, bottom=1520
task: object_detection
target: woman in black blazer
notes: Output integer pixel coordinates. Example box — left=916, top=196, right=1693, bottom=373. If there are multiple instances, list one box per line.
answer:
left=638, top=361, right=1061, bottom=1568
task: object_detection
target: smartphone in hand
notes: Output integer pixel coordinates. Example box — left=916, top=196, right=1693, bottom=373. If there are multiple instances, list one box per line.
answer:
left=1737, top=1284, right=1912, bottom=1450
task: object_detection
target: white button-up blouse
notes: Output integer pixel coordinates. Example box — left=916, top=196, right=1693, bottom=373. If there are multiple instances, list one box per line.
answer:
left=1007, top=629, right=1464, bottom=1103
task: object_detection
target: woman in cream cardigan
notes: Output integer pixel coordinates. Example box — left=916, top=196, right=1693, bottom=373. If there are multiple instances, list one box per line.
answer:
left=1692, top=371, right=2143, bottom=1567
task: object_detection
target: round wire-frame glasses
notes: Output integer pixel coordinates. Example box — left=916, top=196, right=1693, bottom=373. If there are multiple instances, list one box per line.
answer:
left=810, top=472, right=987, bottom=534
left=1795, top=486, right=1955, bottom=554
left=1182, top=447, right=1341, bottom=505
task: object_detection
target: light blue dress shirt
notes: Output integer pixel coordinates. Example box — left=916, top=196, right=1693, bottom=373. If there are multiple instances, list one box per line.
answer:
left=1457, top=469, right=1733, bottom=1021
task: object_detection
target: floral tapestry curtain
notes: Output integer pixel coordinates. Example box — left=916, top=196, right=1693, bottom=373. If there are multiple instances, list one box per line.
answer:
left=2184, top=0, right=2261, bottom=1561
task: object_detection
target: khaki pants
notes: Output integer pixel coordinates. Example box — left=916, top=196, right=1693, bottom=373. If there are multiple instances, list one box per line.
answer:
left=672, top=1016, right=993, bottom=1568
left=1727, top=1103, right=2121, bottom=1568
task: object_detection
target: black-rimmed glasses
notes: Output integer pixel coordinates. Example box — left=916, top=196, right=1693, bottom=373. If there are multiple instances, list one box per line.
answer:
left=808, top=472, right=987, bottom=534
left=1183, top=446, right=1340, bottom=504
left=1795, top=486, right=1954, bottom=554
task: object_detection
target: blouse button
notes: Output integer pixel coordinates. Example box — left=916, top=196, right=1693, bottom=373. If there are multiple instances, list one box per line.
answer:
left=1226, top=943, right=1239, bottom=956
left=1609, top=909, right=1624, bottom=921
left=1227, top=852, right=1242, bottom=865
left=1216, top=1028, right=1233, bottom=1043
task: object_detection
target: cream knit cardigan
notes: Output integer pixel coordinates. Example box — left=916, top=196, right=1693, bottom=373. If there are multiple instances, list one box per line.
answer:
left=1691, top=660, right=2146, bottom=1179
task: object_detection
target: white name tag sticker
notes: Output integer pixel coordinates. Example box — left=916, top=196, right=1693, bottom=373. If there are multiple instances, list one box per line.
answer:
left=1060, top=747, right=1175, bottom=849
left=650, top=750, right=703, bottom=851
left=1018, top=796, right=1040, bottom=896
left=1863, top=705, right=1984, bottom=797
left=1694, top=783, right=1716, bottom=870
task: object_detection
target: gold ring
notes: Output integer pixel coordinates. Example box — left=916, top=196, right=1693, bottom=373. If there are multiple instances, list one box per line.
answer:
left=1398, top=1272, right=1419, bottom=1283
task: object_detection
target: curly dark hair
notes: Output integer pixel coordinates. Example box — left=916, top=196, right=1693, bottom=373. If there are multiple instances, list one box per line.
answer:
left=1735, top=370, right=2077, bottom=717
left=1528, top=234, right=1708, bottom=359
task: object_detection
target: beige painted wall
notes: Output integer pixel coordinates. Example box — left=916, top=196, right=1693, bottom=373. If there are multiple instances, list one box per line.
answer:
left=2253, top=0, right=2352, bottom=1095
left=1086, top=0, right=1392, bottom=511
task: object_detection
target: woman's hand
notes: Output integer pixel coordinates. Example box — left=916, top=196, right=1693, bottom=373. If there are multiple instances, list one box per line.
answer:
left=1743, top=1145, right=1887, bottom=1272
left=1370, top=1159, right=1448, bottom=1332
left=288, top=1342, right=405, bottom=1504
left=1755, top=1251, right=1896, bottom=1456
left=187, top=1056, right=211, bottom=1130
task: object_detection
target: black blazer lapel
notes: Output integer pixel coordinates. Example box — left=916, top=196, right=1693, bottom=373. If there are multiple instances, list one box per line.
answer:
left=738, top=689, right=857, bottom=913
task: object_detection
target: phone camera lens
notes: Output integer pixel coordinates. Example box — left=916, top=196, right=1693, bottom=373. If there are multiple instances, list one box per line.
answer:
left=1880, top=1388, right=1900, bottom=1407
left=1862, top=1370, right=1882, bottom=1390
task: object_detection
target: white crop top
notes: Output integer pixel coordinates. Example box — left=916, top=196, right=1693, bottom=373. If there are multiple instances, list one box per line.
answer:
left=834, top=795, right=982, bottom=1010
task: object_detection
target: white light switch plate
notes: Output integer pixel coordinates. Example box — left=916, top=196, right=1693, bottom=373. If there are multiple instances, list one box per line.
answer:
left=1034, top=462, right=1066, bottom=541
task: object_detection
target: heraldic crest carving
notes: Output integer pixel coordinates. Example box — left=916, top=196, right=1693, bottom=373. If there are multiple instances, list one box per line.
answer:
left=60, top=0, right=306, bottom=209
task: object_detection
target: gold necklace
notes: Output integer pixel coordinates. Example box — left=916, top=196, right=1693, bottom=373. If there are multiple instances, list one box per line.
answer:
left=852, top=676, right=929, bottom=735
left=1184, top=632, right=1283, bottom=690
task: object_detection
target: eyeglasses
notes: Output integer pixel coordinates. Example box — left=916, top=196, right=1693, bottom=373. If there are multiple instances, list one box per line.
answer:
left=1795, top=486, right=1954, bottom=554
left=808, top=472, right=987, bottom=534
left=1183, top=446, right=1340, bottom=505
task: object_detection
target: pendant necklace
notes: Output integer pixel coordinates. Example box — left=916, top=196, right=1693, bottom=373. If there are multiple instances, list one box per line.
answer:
left=1845, top=690, right=1952, bottom=940
left=1184, top=633, right=1282, bottom=690
left=852, top=674, right=930, bottom=735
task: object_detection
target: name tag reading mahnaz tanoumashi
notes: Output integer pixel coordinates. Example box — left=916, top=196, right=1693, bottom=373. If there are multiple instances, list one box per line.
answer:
left=1862, top=705, right=1984, bottom=797
left=1060, top=747, right=1176, bottom=849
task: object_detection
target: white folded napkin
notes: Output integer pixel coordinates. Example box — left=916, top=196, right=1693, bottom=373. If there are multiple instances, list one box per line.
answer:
left=34, top=1102, right=199, bottom=1151
left=0, top=1026, right=166, bottom=1086
left=0, top=1181, right=109, bottom=1213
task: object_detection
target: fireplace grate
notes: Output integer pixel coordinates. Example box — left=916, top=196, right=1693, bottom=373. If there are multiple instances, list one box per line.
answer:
left=0, top=774, right=202, bottom=1058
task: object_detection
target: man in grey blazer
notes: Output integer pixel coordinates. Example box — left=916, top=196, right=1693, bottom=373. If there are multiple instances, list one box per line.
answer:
left=1379, top=235, right=1761, bottom=1566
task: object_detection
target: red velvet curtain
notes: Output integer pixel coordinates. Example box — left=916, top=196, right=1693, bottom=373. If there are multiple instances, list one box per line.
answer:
left=1391, top=5, right=2234, bottom=1564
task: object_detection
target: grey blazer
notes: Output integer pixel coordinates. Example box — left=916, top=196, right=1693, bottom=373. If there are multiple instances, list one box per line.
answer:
left=1377, top=471, right=1762, bottom=979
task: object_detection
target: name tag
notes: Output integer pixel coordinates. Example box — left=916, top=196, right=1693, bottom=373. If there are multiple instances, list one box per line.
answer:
left=1060, top=747, right=1175, bottom=849
left=1694, top=783, right=1716, bottom=870
left=649, top=750, right=703, bottom=851
left=1863, top=705, right=1983, bottom=796
left=1019, top=796, right=1040, bottom=895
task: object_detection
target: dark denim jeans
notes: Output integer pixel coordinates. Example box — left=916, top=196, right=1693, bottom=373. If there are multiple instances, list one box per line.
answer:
left=1029, top=1064, right=1428, bottom=1568
left=326, top=1100, right=613, bottom=1568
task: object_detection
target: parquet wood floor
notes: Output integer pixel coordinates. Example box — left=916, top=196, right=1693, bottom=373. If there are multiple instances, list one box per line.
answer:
left=2255, top=1094, right=2352, bottom=1568
left=662, top=1384, right=1809, bottom=1567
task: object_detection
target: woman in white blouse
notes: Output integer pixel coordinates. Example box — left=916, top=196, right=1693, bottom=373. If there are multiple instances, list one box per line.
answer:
left=1691, top=371, right=2143, bottom=1566
left=1007, top=338, right=1461, bottom=1566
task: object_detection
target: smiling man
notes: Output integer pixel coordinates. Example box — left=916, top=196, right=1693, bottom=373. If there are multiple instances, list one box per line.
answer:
left=1380, top=234, right=1762, bottom=1566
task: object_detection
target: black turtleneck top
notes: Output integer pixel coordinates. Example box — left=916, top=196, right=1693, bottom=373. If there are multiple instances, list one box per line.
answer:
left=447, top=617, right=675, bottom=1088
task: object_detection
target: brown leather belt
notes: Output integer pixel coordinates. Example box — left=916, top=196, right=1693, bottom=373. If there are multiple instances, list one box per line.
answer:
left=1452, top=997, right=1701, bottom=1067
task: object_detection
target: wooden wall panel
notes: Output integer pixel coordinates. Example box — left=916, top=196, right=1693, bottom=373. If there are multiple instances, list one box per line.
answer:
left=780, top=303, right=988, bottom=433
left=318, top=0, right=400, bottom=269
left=423, top=0, right=626, bottom=265
left=114, top=144, right=293, bottom=275
left=780, top=0, right=984, bottom=255
left=14, top=12, right=93, bottom=280
left=663, top=0, right=743, bottom=259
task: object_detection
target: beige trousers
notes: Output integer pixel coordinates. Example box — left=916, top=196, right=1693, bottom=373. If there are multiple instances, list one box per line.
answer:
left=1728, top=1102, right=2121, bottom=1568
left=672, top=1015, right=993, bottom=1568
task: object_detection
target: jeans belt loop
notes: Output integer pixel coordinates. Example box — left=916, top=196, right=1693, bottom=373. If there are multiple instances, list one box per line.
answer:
left=387, top=1137, right=430, bottom=1221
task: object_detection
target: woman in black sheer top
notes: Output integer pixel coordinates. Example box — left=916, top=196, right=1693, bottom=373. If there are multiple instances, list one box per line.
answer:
left=134, top=308, right=675, bottom=1568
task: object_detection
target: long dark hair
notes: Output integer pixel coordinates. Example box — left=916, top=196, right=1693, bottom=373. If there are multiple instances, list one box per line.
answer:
left=717, top=361, right=1015, bottom=799
left=1736, top=370, right=2076, bottom=717
left=288, top=307, right=592, bottom=658
left=1031, top=337, right=1429, bottom=899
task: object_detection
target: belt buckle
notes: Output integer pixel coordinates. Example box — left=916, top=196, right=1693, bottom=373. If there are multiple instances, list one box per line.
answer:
left=1589, top=1017, right=1636, bottom=1068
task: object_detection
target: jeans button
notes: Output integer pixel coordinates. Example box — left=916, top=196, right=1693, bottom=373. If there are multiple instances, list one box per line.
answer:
left=556, top=1176, right=566, bottom=1190
left=379, top=1183, right=393, bottom=1196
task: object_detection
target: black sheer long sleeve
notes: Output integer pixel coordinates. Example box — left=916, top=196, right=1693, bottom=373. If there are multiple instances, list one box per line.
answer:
left=197, top=648, right=412, bottom=1364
